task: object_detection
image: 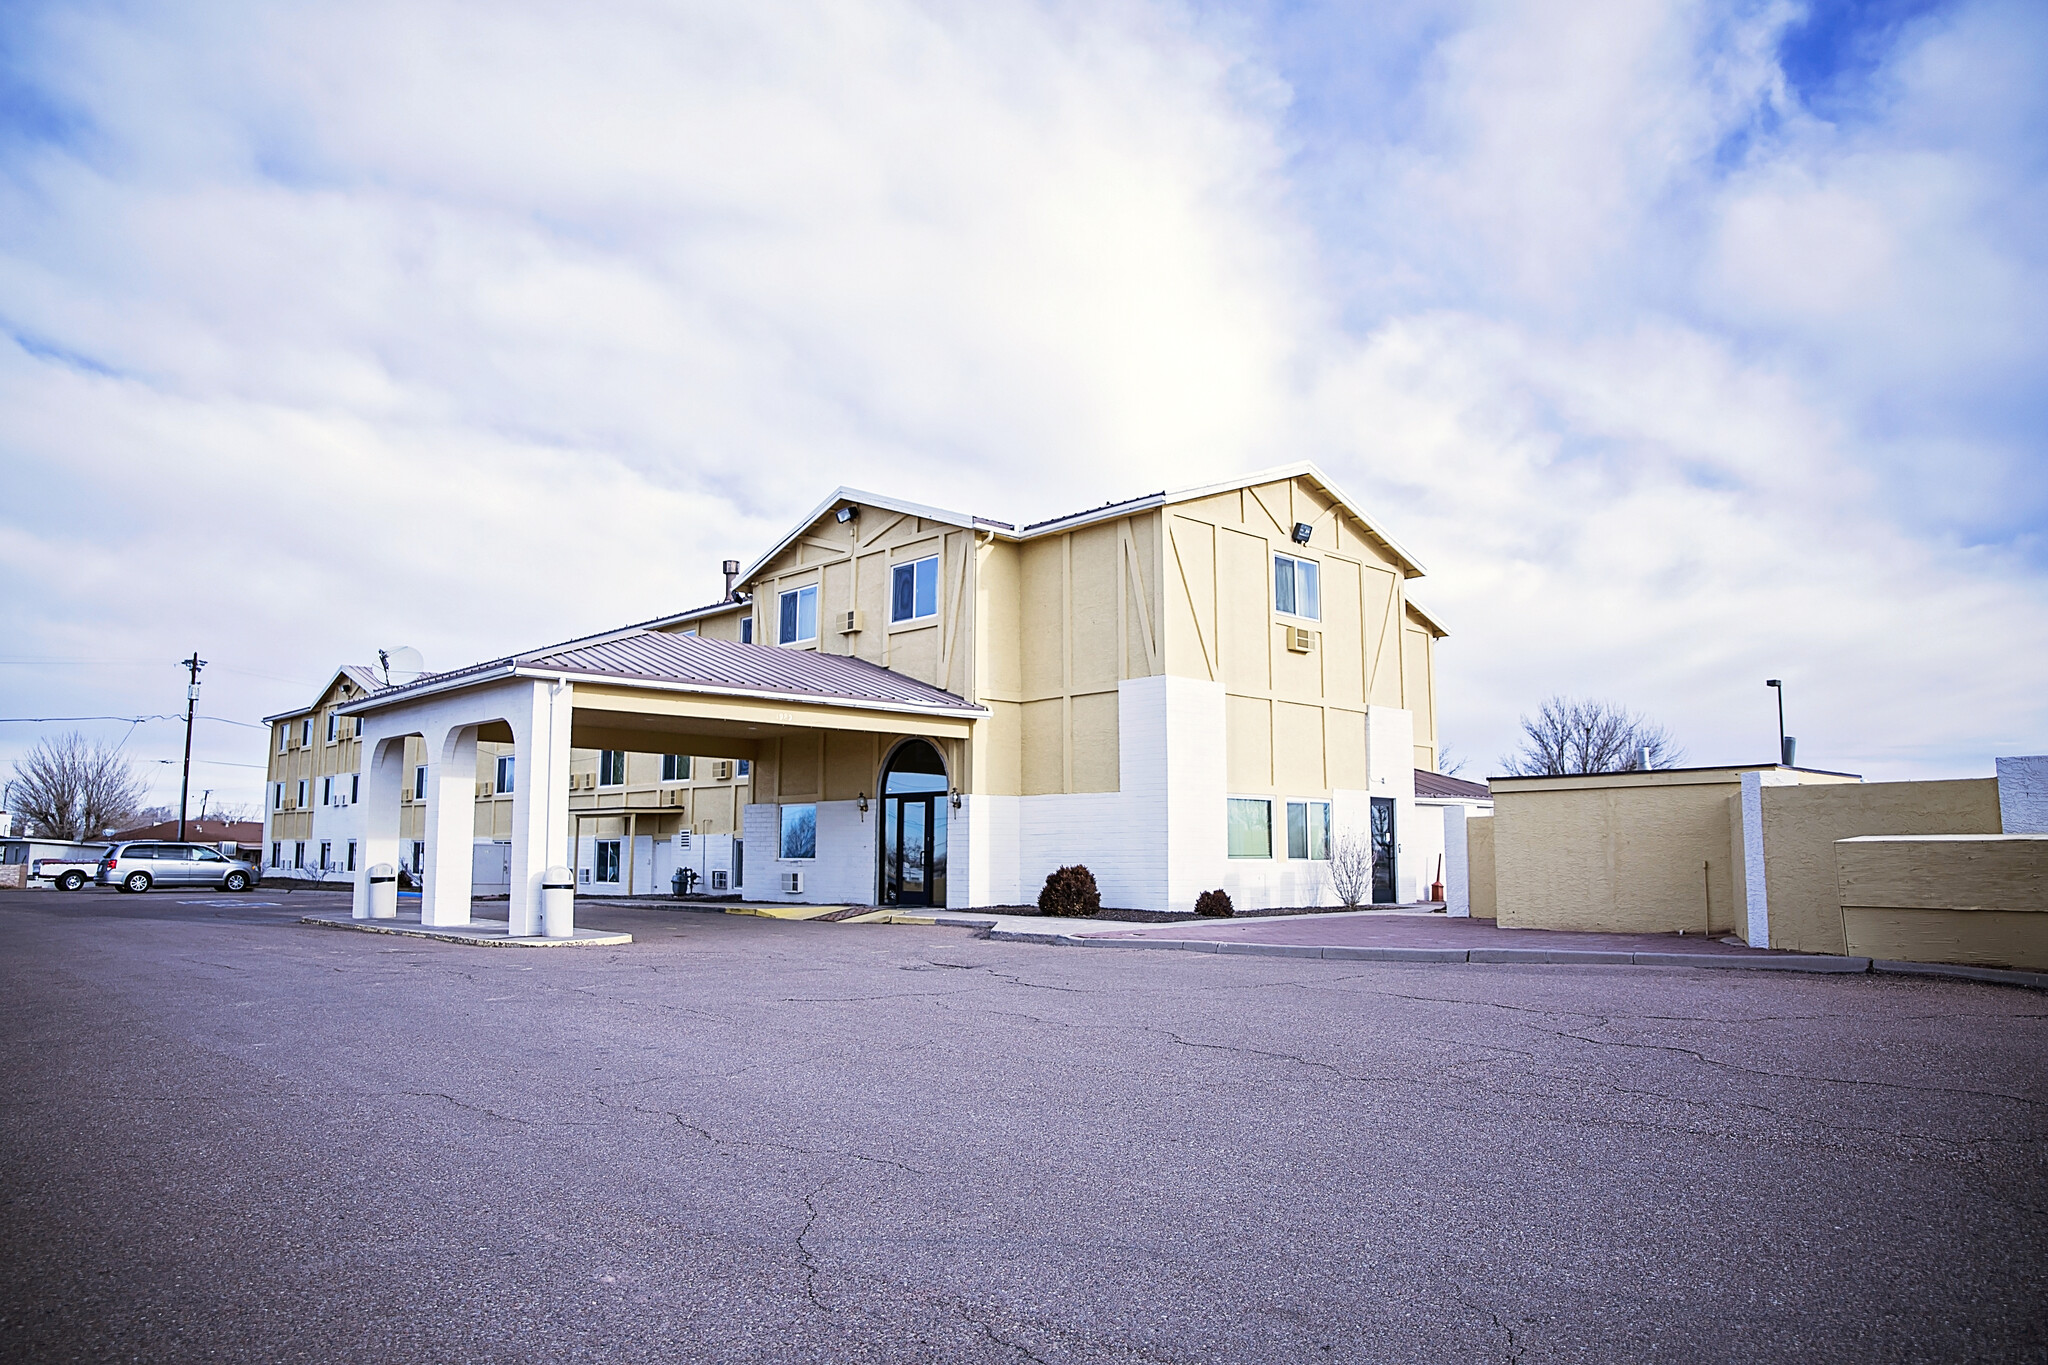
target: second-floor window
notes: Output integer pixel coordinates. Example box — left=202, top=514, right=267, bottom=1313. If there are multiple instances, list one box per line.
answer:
left=272, top=783, right=283, bottom=811
left=322, top=776, right=334, bottom=806
left=1274, top=554, right=1321, bottom=621
left=662, top=754, right=691, bottom=782
left=741, top=617, right=754, bottom=643
left=890, top=555, right=939, bottom=623
left=326, top=712, right=338, bottom=743
left=777, top=585, right=818, bottom=645
left=599, top=750, right=626, bottom=786
left=496, top=755, right=515, bottom=794
left=296, top=779, right=309, bottom=809
left=413, top=766, right=427, bottom=800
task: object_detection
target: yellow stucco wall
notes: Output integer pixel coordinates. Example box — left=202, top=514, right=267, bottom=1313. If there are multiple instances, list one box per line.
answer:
left=1467, top=814, right=1496, bottom=919
left=1492, top=770, right=1762, bottom=934
left=1158, top=477, right=1429, bottom=798
left=264, top=672, right=371, bottom=843
left=1837, top=835, right=2048, bottom=969
left=1756, top=778, right=2002, bottom=953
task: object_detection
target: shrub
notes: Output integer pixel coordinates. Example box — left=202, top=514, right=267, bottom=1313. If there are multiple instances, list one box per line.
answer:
left=1037, top=864, right=1101, bottom=918
left=1194, top=888, right=1233, bottom=918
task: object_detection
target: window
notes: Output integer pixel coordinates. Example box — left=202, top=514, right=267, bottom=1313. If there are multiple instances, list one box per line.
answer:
left=326, top=712, right=338, bottom=743
left=1274, top=554, right=1321, bottom=621
left=662, top=754, right=691, bottom=782
left=346, top=840, right=357, bottom=873
left=737, top=758, right=751, bottom=778
left=496, top=754, right=515, bottom=794
left=322, top=776, right=333, bottom=806
left=351, top=774, right=359, bottom=803
left=741, top=617, right=754, bottom=644
left=599, top=750, right=626, bottom=786
left=413, top=766, right=427, bottom=800
left=1287, top=800, right=1331, bottom=860
left=1227, top=798, right=1272, bottom=858
left=301, top=719, right=312, bottom=747
left=890, top=555, right=939, bottom=623
left=272, top=783, right=283, bottom=812
left=278, top=726, right=288, bottom=754
left=318, top=841, right=331, bottom=870
left=296, top=779, right=309, bottom=809
left=779, top=804, right=816, bottom=860
left=409, top=841, right=424, bottom=875
left=293, top=841, right=306, bottom=869
left=595, top=840, right=621, bottom=884
left=777, top=584, right=819, bottom=644
left=270, top=842, right=281, bottom=868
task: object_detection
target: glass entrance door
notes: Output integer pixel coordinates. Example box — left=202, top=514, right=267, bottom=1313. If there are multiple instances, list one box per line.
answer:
left=1370, top=797, right=1396, bottom=904
left=878, top=740, right=949, bottom=908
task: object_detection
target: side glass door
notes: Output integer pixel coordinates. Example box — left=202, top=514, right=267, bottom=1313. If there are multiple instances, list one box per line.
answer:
left=1370, top=798, right=1396, bottom=904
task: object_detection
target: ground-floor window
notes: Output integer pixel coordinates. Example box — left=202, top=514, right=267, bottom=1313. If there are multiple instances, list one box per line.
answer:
left=410, top=841, right=424, bottom=875
left=1227, top=798, right=1272, bottom=858
left=270, top=841, right=281, bottom=868
left=319, top=840, right=331, bottom=870
left=293, top=841, right=306, bottom=869
left=595, top=840, right=622, bottom=883
left=346, top=840, right=357, bottom=872
left=1287, top=800, right=1330, bottom=860
left=779, top=804, right=816, bottom=859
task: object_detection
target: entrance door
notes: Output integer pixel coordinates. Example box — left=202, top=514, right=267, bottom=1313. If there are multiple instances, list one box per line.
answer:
left=878, top=740, right=949, bottom=908
left=1370, top=797, right=1396, bottom=904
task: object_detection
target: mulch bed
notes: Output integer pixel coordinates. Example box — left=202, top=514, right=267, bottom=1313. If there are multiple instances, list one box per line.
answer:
left=964, top=903, right=1443, bottom=924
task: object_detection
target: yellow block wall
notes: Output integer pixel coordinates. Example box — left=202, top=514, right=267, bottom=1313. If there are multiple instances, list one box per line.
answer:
left=1467, top=814, right=1497, bottom=920
left=1755, top=778, right=2002, bottom=953
left=1837, top=835, right=2048, bottom=969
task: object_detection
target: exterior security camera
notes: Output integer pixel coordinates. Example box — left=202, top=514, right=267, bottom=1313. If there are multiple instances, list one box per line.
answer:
left=1291, top=522, right=1313, bottom=545
left=836, top=505, right=858, bottom=523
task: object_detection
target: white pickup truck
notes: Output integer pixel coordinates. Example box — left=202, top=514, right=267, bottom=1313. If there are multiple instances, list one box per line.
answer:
left=30, top=846, right=111, bottom=891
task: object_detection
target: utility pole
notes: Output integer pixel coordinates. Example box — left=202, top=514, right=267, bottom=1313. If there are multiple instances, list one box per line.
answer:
left=178, top=653, right=207, bottom=841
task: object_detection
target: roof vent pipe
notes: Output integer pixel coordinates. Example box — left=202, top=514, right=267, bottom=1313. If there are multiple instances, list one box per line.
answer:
left=722, top=559, right=741, bottom=602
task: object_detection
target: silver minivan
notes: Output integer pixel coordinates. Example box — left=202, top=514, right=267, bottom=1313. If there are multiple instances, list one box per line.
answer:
left=96, top=842, right=262, bottom=893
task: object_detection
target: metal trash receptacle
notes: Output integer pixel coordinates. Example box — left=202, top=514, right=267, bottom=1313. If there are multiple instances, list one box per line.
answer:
left=367, top=863, right=398, bottom=920
left=541, top=865, right=575, bottom=939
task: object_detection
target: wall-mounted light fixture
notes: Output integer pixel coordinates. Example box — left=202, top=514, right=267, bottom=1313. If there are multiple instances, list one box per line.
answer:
left=836, top=505, right=858, bottom=523
left=857, top=792, right=869, bottom=814
left=949, top=788, right=962, bottom=810
left=1291, top=522, right=1313, bottom=545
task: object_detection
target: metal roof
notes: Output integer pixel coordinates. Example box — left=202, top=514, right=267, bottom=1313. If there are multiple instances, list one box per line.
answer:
left=261, top=664, right=390, bottom=724
left=343, top=630, right=983, bottom=717
left=1413, top=769, right=1491, bottom=801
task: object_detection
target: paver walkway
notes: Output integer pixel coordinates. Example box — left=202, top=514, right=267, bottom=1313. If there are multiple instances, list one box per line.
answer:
left=1080, top=912, right=1763, bottom=955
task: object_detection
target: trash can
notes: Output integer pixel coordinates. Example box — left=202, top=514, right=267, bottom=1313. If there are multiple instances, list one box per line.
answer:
left=541, top=865, right=575, bottom=939
left=367, top=863, right=398, bottom=920
left=671, top=866, right=687, bottom=898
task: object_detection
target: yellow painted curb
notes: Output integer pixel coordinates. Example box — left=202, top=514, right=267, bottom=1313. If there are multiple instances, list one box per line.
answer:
left=723, top=904, right=849, bottom=921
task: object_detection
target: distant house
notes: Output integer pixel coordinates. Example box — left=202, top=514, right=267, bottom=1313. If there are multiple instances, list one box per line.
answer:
left=103, top=818, right=265, bottom=857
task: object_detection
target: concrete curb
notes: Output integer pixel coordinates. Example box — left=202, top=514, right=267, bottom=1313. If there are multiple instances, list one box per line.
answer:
left=974, top=927, right=1951, bottom=979
left=299, top=915, right=633, bottom=948
left=1872, top=959, right=2048, bottom=990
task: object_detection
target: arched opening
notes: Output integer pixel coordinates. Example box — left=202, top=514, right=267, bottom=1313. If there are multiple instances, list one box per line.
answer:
left=878, top=739, right=948, bottom=908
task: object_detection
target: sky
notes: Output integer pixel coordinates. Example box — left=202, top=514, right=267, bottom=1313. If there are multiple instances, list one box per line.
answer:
left=1, top=0, right=2043, bottom=812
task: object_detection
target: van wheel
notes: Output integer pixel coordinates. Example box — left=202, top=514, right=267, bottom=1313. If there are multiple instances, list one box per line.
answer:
left=122, top=871, right=152, bottom=893
left=223, top=871, right=251, bottom=892
left=58, top=871, right=87, bottom=891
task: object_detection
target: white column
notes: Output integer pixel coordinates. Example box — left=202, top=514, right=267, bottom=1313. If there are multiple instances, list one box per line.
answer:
left=421, top=723, right=478, bottom=927
left=354, top=731, right=408, bottom=919
left=1443, top=803, right=1471, bottom=917
left=508, top=680, right=573, bottom=937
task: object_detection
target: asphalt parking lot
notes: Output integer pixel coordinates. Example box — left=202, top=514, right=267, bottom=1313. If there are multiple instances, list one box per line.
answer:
left=1, top=887, right=2043, bottom=1363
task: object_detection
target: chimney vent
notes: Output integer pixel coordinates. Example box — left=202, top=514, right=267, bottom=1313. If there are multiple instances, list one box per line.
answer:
left=722, top=559, right=742, bottom=601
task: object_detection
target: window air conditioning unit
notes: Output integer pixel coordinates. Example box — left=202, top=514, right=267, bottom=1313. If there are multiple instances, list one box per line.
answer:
left=780, top=871, right=803, bottom=894
left=661, top=788, right=680, bottom=807
left=710, top=869, right=729, bottom=891
left=335, top=793, right=348, bottom=807
left=1287, top=626, right=1317, bottom=654
left=839, top=610, right=865, bottom=634
left=714, top=761, right=732, bottom=781
left=477, top=781, right=493, bottom=798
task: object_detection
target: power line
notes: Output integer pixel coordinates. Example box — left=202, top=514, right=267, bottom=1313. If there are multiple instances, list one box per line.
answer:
left=0, top=714, right=265, bottom=729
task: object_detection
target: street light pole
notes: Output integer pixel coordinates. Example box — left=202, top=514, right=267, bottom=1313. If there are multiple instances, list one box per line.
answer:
left=178, top=652, right=207, bottom=841
left=1765, top=679, right=1789, bottom=767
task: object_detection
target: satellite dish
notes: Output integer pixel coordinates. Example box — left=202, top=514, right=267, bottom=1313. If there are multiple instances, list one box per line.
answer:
left=378, top=646, right=426, bottom=685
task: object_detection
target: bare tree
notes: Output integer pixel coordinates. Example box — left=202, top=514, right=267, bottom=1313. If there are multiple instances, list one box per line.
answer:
left=5, top=733, right=152, bottom=840
left=1501, top=696, right=1684, bottom=776
left=208, top=801, right=256, bottom=824
left=1328, top=829, right=1372, bottom=909
left=1435, top=744, right=1469, bottom=777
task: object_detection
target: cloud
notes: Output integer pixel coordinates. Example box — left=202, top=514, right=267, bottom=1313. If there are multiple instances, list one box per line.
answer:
left=0, top=0, right=2041, bottom=808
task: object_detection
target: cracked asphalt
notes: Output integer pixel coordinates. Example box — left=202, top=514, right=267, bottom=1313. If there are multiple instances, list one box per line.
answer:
left=2, top=888, right=2044, bottom=1364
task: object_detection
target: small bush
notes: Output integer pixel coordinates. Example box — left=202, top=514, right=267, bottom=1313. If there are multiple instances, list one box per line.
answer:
left=1037, top=864, right=1101, bottom=918
left=1194, top=888, right=1233, bottom=918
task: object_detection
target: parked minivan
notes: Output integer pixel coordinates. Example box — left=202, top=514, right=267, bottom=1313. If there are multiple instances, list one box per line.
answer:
left=96, top=842, right=261, bottom=893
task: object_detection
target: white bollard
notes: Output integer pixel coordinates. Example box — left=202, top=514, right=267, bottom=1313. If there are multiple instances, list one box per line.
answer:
left=541, top=865, right=575, bottom=939
left=368, top=863, right=399, bottom=919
